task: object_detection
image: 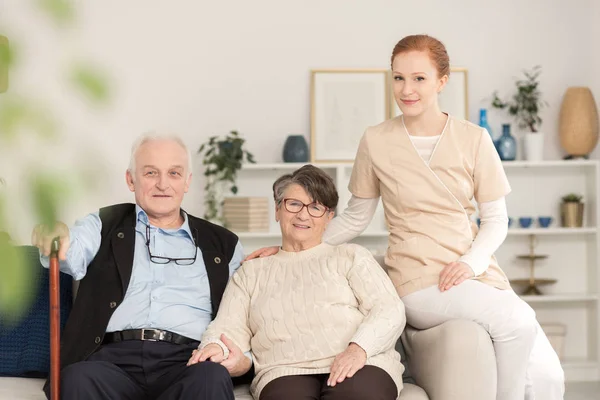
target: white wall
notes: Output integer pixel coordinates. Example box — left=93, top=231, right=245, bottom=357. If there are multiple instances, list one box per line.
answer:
left=591, top=0, right=600, bottom=160
left=0, top=0, right=597, bottom=243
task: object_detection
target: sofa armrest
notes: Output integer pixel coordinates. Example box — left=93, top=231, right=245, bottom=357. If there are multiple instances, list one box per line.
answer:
left=401, top=319, right=496, bottom=400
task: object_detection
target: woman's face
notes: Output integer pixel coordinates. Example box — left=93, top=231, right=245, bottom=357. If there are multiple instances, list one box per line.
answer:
left=276, top=183, right=334, bottom=249
left=391, top=50, right=447, bottom=118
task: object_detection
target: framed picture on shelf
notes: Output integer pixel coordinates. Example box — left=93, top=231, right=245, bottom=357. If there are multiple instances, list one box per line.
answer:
left=389, top=67, right=469, bottom=120
left=310, top=69, right=389, bottom=162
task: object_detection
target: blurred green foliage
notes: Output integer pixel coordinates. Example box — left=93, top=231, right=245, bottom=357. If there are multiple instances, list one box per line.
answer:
left=0, top=1, right=110, bottom=323
left=36, top=0, right=74, bottom=25
left=70, top=64, right=111, bottom=104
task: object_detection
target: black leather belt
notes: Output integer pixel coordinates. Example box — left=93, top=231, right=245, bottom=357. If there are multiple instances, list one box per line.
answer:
left=103, top=329, right=197, bottom=345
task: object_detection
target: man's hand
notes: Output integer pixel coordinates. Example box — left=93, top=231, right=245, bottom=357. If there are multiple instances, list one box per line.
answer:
left=438, top=261, right=474, bottom=292
left=243, top=246, right=279, bottom=262
left=327, top=343, right=367, bottom=387
left=187, top=334, right=251, bottom=377
left=31, top=222, right=70, bottom=260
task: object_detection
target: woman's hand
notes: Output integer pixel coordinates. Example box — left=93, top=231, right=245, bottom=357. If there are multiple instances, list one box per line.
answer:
left=187, top=343, right=224, bottom=366
left=438, top=261, right=474, bottom=292
left=327, top=343, right=367, bottom=387
left=219, top=334, right=252, bottom=377
left=243, top=246, right=279, bottom=262
left=187, top=335, right=251, bottom=377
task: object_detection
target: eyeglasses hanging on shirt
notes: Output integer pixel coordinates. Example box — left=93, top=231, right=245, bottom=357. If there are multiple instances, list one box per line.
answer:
left=145, top=224, right=198, bottom=265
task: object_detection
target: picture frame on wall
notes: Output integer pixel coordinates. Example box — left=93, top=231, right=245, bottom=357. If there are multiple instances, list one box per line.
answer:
left=389, top=67, right=469, bottom=120
left=310, top=69, right=389, bottom=163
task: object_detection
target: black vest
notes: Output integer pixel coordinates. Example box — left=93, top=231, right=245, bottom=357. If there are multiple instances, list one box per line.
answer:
left=59, top=203, right=239, bottom=370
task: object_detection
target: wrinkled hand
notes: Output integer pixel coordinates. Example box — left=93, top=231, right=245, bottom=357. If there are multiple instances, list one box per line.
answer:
left=187, top=334, right=251, bottom=377
left=187, top=343, right=224, bottom=365
left=327, top=343, right=367, bottom=387
left=219, top=334, right=252, bottom=377
left=438, top=261, right=474, bottom=291
left=243, top=246, right=279, bottom=262
left=31, top=222, right=70, bottom=260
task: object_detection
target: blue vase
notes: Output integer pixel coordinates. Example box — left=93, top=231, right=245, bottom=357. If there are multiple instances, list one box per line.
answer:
left=479, top=109, right=495, bottom=143
left=283, top=135, right=309, bottom=162
left=496, top=124, right=517, bottom=161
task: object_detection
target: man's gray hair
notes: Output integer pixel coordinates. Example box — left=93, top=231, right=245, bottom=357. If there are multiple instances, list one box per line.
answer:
left=128, top=132, right=193, bottom=177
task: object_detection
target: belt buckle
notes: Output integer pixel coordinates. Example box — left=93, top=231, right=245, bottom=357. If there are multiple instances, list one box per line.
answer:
left=141, top=328, right=159, bottom=341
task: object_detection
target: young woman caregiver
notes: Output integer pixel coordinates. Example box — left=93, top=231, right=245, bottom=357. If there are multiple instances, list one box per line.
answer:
left=247, top=34, right=564, bottom=400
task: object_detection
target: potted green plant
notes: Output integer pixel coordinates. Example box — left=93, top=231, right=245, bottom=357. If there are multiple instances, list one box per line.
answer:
left=197, top=130, right=256, bottom=224
left=491, top=66, right=547, bottom=161
left=560, top=193, right=584, bottom=227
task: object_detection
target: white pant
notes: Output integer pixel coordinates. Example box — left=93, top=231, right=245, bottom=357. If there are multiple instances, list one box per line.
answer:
left=402, top=280, right=565, bottom=400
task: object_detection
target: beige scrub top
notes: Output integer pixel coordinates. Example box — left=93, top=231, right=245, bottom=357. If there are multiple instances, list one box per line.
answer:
left=349, top=115, right=512, bottom=297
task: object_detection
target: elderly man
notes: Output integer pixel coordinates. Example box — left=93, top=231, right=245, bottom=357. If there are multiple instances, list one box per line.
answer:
left=32, top=133, right=249, bottom=400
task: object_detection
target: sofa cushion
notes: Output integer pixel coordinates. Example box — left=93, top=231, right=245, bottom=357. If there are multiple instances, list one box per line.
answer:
left=0, top=378, right=250, bottom=400
left=402, top=320, right=496, bottom=400
left=399, top=383, right=428, bottom=399
left=0, top=246, right=73, bottom=378
left=0, top=378, right=427, bottom=400
left=0, top=377, right=46, bottom=400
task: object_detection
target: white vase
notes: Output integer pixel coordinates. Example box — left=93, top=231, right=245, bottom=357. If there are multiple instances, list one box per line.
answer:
left=523, top=132, right=544, bottom=161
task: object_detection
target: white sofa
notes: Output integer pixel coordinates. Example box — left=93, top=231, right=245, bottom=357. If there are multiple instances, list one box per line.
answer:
left=0, top=377, right=429, bottom=399
left=0, top=255, right=496, bottom=400
left=0, top=319, right=494, bottom=400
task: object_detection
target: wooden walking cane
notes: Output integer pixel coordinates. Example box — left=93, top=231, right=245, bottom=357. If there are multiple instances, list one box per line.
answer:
left=49, top=237, right=61, bottom=400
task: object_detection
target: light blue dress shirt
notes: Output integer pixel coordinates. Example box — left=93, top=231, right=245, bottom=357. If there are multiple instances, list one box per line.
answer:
left=41, top=205, right=244, bottom=342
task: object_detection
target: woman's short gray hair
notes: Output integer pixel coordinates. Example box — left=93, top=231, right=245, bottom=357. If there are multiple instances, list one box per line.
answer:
left=273, top=165, right=339, bottom=210
left=128, top=132, right=192, bottom=177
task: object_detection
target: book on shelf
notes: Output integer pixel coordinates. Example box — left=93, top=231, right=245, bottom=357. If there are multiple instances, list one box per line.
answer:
left=223, top=205, right=269, bottom=212
left=223, top=197, right=268, bottom=205
left=223, top=197, right=270, bottom=230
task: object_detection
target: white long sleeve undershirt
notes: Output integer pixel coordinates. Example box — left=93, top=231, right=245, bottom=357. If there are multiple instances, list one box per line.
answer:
left=323, top=134, right=509, bottom=276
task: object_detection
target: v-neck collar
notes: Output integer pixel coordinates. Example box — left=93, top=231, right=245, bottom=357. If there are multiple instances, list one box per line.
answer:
left=401, top=114, right=450, bottom=167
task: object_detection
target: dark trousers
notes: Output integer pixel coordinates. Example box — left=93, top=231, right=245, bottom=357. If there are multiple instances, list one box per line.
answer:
left=45, top=340, right=235, bottom=400
left=259, top=365, right=397, bottom=400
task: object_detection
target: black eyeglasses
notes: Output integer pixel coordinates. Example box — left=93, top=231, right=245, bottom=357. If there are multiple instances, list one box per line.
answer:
left=145, top=225, right=198, bottom=265
left=282, top=198, right=330, bottom=218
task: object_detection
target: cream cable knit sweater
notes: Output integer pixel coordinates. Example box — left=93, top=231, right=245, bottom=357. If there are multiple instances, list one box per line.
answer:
left=201, top=242, right=406, bottom=399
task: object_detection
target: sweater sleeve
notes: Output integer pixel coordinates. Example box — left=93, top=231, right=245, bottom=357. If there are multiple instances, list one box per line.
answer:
left=347, top=247, right=406, bottom=358
left=201, top=267, right=253, bottom=354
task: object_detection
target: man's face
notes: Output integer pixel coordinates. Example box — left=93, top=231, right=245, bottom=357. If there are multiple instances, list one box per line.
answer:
left=126, top=139, right=191, bottom=220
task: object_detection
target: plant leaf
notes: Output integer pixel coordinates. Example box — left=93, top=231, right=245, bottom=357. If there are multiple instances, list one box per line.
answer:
left=36, top=0, right=75, bottom=25
left=70, top=64, right=110, bottom=103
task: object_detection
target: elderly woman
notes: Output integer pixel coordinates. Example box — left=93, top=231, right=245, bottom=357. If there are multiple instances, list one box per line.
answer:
left=188, top=165, right=405, bottom=400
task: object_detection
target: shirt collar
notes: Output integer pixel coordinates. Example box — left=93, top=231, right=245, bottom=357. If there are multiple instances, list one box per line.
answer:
left=135, top=205, right=194, bottom=240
